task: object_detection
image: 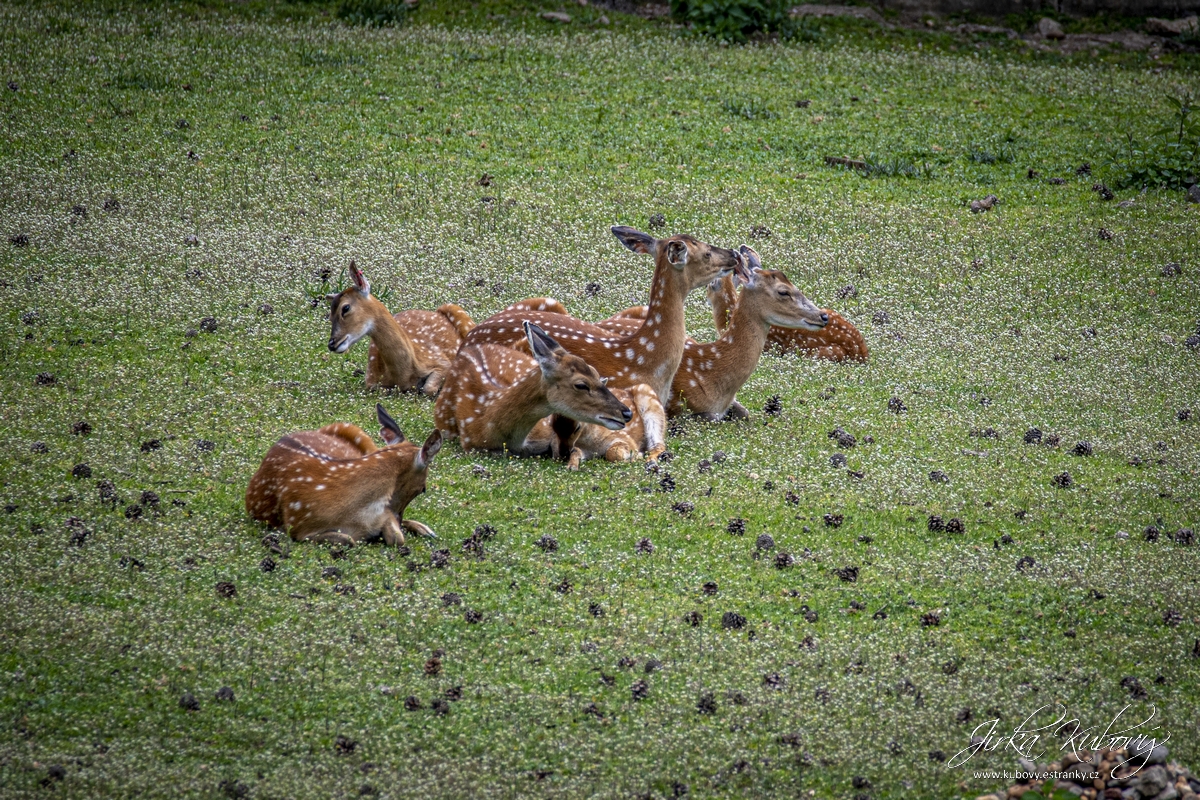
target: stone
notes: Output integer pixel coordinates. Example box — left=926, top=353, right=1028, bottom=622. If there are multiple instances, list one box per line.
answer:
left=1137, top=766, right=1170, bottom=797
left=1147, top=744, right=1169, bottom=765
left=541, top=11, right=571, bottom=22
left=1188, top=184, right=1200, bottom=204
left=1145, top=16, right=1198, bottom=36
left=1038, top=17, right=1066, bottom=38
left=1154, top=787, right=1179, bottom=800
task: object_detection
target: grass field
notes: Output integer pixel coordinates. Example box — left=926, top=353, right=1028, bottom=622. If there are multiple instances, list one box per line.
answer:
left=1, top=1, right=1199, bottom=797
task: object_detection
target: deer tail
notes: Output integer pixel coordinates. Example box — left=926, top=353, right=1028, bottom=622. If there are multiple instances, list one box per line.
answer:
left=436, top=303, right=476, bottom=341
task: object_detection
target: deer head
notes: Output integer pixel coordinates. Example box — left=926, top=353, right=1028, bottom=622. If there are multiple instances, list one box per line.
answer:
left=375, top=403, right=442, bottom=513
left=525, top=322, right=632, bottom=430
left=327, top=261, right=383, bottom=354
left=612, top=226, right=745, bottom=292
left=736, top=245, right=828, bottom=330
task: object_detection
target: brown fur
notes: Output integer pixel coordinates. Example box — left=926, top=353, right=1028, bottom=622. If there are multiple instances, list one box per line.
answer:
left=461, top=228, right=745, bottom=405
left=245, top=409, right=441, bottom=546
left=709, top=275, right=868, bottom=362
left=537, top=384, right=667, bottom=468
left=328, top=263, right=474, bottom=395
left=434, top=322, right=632, bottom=455
left=580, top=249, right=832, bottom=419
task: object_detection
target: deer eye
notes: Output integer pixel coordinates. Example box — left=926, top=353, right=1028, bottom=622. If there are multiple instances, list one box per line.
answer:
left=574, top=382, right=590, bottom=392
left=341, top=304, right=351, bottom=317
left=777, top=290, right=790, bottom=298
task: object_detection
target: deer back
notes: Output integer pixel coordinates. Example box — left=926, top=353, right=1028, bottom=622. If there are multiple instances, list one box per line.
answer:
left=710, top=267, right=868, bottom=362
left=435, top=326, right=630, bottom=454
left=766, top=310, right=869, bottom=361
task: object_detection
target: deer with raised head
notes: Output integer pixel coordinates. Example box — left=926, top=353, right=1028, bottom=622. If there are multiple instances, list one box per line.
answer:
left=461, top=226, right=745, bottom=405
left=708, top=269, right=868, bottom=362
left=434, top=321, right=632, bottom=455
left=594, top=246, right=829, bottom=420
left=245, top=404, right=442, bottom=546
left=327, top=262, right=475, bottom=395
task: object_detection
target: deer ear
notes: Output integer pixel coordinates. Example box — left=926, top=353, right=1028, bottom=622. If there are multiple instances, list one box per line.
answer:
left=416, top=430, right=443, bottom=470
left=611, top=226, right=657, bottom=256
left=525, top=322, right=563, bottom=372
left=376, top=403, right=406, bottom=445
left=665, top=240, right=689, bottom=266
left=349, top=261, right=371, bottom=297
left=738, top=244, right=763, bottom=271
left=326, top=292, right=341, bottom=304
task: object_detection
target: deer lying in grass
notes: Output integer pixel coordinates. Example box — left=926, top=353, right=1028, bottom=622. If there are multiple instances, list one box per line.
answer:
left=327, top=262, right=475, bottom=395
left=461, top=226, right=745, bottom=404
left=708, top=271, right=868, bottom=362
left=245, top=404, right=441, bottom=546
left=525, top=383, right=667, bottom=469
left=434, top=321, right=632, bottom=455
left=596, top=246, right=828, bottom=420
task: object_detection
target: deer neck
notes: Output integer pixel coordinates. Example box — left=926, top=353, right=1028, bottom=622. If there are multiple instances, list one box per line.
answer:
left=620, top=257, right=690, bottom=400
left=367, top=302, right=428, bottom=386
left=704, top=292, right=772, bottom=400
left=489, top=367, right=555, bottom=453
left=710, top=277, right=736, bottom=334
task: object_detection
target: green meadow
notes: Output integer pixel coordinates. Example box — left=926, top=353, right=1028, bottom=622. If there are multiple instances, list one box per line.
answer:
left=1, top=1, right=1198, bottom=797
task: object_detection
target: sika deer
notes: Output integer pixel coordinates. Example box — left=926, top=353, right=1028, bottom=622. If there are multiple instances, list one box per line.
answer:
left=596, top=246, right=828, bottom=420
left=461, top=227, right=744, bottom=404
left=245, top=404, right=441, bottom=546
left=434, top=321, right=632, bottom=455
left=709, top=271, right=868, bottom=362
left=327, top=262, right=475, bottom=395
left=538, top=383, right=667, bottom=469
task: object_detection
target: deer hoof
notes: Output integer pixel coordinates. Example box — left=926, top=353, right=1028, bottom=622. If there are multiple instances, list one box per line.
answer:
left=724, top=401, right=750, bottom=421
left=421, top=372, right=445, bottom=397
left=402, top=519, right=437, bottom=539
left=382, top=522, right=406, bottom=547
left=645, top=445, right=667, bottom=462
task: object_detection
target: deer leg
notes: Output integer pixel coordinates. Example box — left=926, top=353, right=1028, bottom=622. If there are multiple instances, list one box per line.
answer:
left=567, top=447, right=585, bottom=471
left=604, top=441, right=633, bottom=463
left=421, top=368, right=446, bottom=397
left=381, top=513, right=406, bottom=547
left=724, top=400, right=750, bottom=421
left=302, top=529, right=357, bottom=546
left=632, top=386, right=667, bottom=463
left=401, top=519, right=437, bottom=539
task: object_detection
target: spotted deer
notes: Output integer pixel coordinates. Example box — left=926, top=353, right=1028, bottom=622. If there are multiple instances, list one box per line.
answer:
left=540, top=383, right=668, bottom=469
left=245, top=404, right=441, bottom=546
left=461, top=227, right=745, bottom=405
left=595, top=246, right=828, bottom=420
left=434, top=321, right=632, bottom=455
left=709, top=269, right=868, bottom=362
left=327, top=262, right=475, bottom=395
